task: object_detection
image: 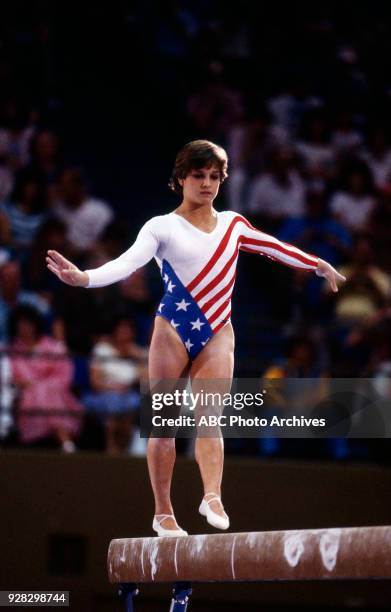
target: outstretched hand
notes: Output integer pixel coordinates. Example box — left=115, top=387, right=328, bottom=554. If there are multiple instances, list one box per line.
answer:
left=315, top=258, right=346, bottom=292
left=46, top=250, right=89, bottom=287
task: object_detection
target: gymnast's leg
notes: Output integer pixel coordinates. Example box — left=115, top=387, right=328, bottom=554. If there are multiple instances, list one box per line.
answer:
left=147, top=316, right=190, bottom=531
left=190, top=322, right=235, bottom=520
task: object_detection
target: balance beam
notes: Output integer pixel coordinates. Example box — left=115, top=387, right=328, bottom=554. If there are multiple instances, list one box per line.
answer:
left=108, top=525, right=391, bottom=583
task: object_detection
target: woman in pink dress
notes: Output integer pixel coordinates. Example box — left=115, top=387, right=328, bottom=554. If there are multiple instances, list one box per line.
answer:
left=10, top=305, right=84, bottom=452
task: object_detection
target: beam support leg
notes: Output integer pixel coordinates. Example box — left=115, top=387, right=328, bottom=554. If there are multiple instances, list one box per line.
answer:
left=169, top=582, right=192, bottom=611
left=118, top=583, right=139, bottom=612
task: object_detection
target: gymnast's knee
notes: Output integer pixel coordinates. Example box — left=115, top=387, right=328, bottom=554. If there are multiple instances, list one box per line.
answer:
left=148, top=437, right=176, bottom=452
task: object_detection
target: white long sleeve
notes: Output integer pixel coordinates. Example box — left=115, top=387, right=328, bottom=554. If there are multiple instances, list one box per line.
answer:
left=85, top=217, right=163, bottom=288
left=238, top=214, right=318, bottom=270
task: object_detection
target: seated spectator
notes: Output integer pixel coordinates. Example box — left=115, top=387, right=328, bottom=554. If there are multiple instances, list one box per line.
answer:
left=328, top=235, right=390, bottom=324
left=296, top=111, right=334, bottom=176
left=84, top=219, right=132, bottom=269
left=82, top=317, right=147, bottom=454
left=278, top=192, right=352, bottom=318
left=9, top=306, right=84, bottom=452
left=260, top=337, right=327, bottom=459
left=227, top=110, right=288, bottom=212
left=118, top=270, right=156, bottom=346
left=368, top=188, right=391, bottom=272
left=366, top=335, right=391, bottom=381
left=266, top=79, right=321, bottom=136
left=329, top=161, right=377, bottom=231
left=0, top=98, right=39, bottom=206
left=0, top=99, right=36, bottom=171
left=53, top=167, right=113, bottom=255
left=361, top=126, right=391, bottom=190
left=247, top=147, right=305, bottom=225
left=26, top=129, right=61, bottom=187
left=0, top=169, right=49, bottom=257
left=331, top=110, right=363, bottom=156
left=22, top=217, right=67, bottom=293
left=279, top=191, right=352, bottom=267
left=264, top=336, right=325, bottom=379
left=187, top=70, right=243, bottom=141
left=0, top=260, right=51, bottom=342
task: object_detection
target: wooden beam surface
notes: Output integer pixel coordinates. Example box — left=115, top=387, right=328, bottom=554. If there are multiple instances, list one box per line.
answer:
left=108, top=525, right=391, bottom=583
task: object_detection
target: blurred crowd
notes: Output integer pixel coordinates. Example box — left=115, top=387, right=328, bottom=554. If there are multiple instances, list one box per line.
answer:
left=0, top=111, right=154, bottom=454
left=1, top=2, right=391, bottom=462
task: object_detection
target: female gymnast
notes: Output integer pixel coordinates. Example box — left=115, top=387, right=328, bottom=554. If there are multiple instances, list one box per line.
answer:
left=46, top=140, right=345, bottom=537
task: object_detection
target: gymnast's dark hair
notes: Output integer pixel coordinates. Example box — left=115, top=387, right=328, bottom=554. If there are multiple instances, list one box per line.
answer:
left=169, top=140, right=228, bottom=196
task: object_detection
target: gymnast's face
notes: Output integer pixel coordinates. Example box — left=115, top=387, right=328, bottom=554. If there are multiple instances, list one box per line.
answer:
left=180, top=165, right=220, bottom=205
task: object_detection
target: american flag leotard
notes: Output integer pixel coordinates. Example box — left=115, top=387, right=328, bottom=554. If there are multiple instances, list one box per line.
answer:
left=85, top=211, right=318, bottom=359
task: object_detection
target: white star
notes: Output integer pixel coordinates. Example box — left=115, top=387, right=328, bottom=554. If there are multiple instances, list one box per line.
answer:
left=175, top=299, right=191, bottom=312
left=163, top=273, right=169, bottom=283
left=190, top=318, right=205, bottom=331
left=167, top=280, right=176, bottom=293
left=157, top=303, right=165, bottom=312
left=170, top=319, right=180, bottom=329
left=201, top=340, right=208, bottom=346
left=185, top=338, right=194, bottom=351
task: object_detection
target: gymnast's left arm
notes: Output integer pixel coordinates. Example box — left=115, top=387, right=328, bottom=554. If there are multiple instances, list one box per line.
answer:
left=239, top=216, right=346, bottom=293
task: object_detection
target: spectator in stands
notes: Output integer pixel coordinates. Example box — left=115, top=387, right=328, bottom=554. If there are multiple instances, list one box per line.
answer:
left=10, top=305, right=84, bottom=452
left=264, top=336, right=325, bottom=379
left=279, top=191, right=351, bottom=267
left=22, top=217, right=67, bottom=293
left=266, top=79, right=319, bottom=136
left=366, top=333, right=391, bottom=379
left=118, top=270, right=156, bottom=346
left=247, top=146, right=305, bottom=227
left=361, top=126, right=391, bottom=191
left=296, top=111, right=334, bottom=177
left=259, top=336, right=327, bottom=458
left=0, top=169, right=48, bottom=256
left=27, top=130, right=61, bottom=184
left=227, top=110, right=288, bottom=211
left=0, top=260, right=51, bottom=342
left=53, top=167, right=113, bottom=255
left=26, top=130, right=62, bottom=204
left=82, top=317, right=147, bottom=454
left=84, top=219, right=132, bottom=270
left=368, top=187, right=391, bottom=271
left=187, top=70, right=243, bottom=141
left=278, top=191, right=352, bottom=319
left=0, top=99, right=35, bottom=171
left=331, top=110, right=363, bottom=157
left=329, top=161, right=377, bottom=231
left=328, top=234, right=390, bottom=325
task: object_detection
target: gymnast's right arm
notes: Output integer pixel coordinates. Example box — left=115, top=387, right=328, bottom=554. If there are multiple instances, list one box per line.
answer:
left=46, top=219, right=160, bottom=288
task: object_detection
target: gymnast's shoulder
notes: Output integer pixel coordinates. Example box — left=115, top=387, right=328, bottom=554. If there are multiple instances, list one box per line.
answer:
left=219, top=209, right=249, bottom=223
left=139, top=213, right=173, bottom=233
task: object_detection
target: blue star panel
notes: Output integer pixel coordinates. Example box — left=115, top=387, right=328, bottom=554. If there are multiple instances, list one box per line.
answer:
left=156, top=259, right=213, bottom=359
